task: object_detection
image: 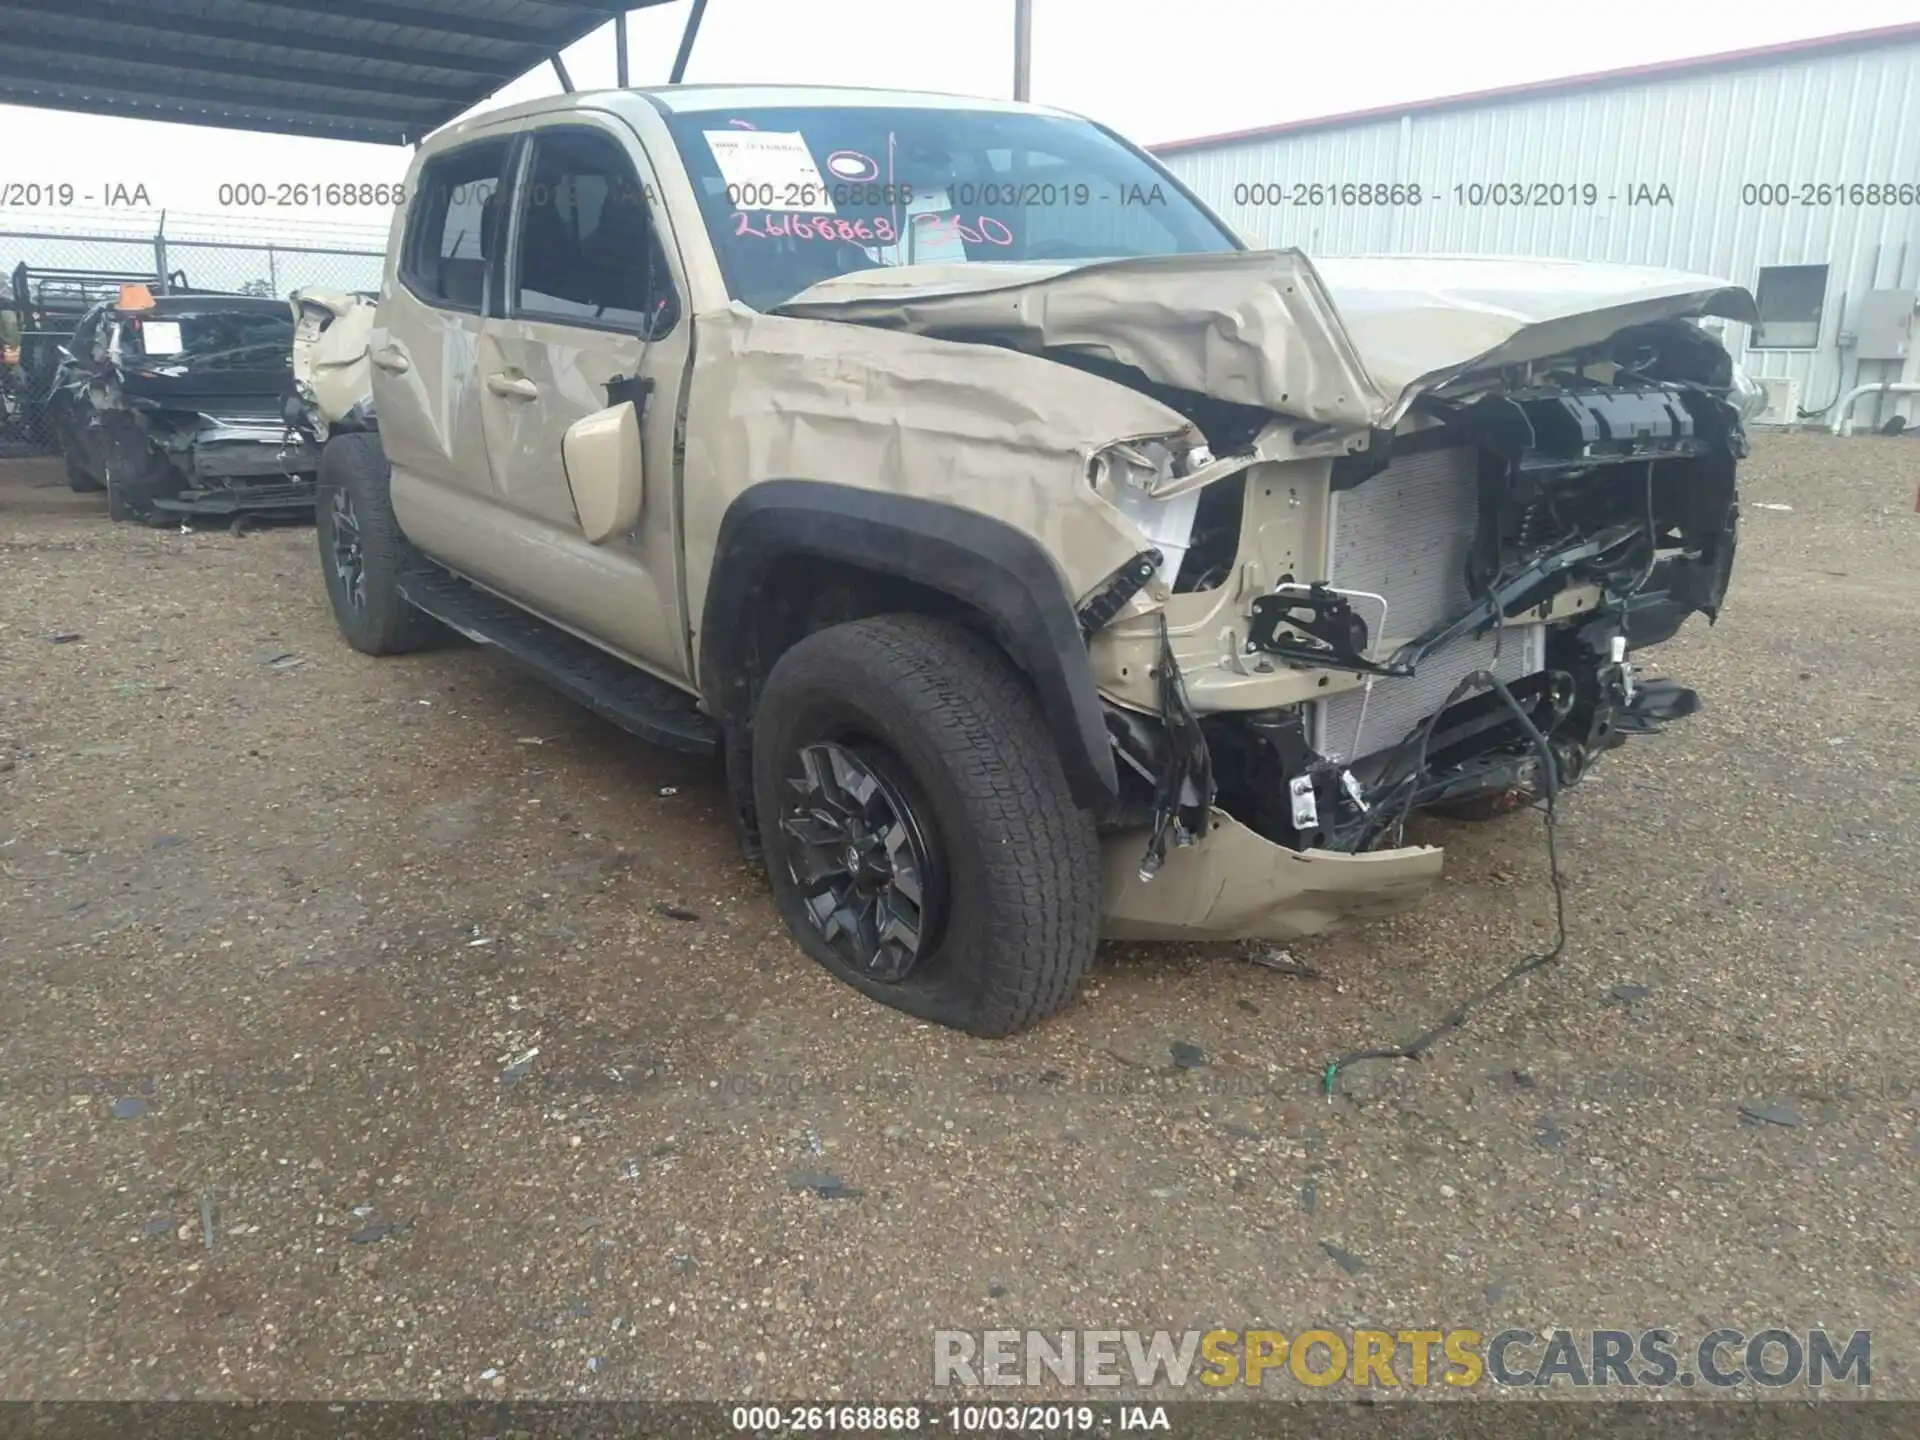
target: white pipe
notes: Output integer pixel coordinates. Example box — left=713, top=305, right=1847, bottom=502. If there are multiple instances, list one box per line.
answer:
left=1830, top=381, right=1920, bottom=436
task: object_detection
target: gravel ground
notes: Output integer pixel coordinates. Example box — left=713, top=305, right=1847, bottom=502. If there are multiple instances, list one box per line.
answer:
left=1, top=434, right=1916, bottom=1403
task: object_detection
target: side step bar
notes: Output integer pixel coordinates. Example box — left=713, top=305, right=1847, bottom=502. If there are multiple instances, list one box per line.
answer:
left=398, top=560, right=721, bottom=758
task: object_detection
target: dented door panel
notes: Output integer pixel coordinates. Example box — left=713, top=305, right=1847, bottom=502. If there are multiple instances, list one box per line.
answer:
left=465, top=113, right=697, bottom=681
left=473, top=315, right=689, bottom=676
left=478, top=324, right=623, bottom=532
left=374, top=285, right=499, bottom=544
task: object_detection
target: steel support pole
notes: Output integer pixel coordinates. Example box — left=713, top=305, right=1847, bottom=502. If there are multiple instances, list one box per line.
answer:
left=1013, top=0, right=1032, bottom=100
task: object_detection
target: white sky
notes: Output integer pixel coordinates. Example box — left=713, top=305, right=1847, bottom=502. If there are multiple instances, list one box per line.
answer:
left=0, top=0, right=1914, bottom=242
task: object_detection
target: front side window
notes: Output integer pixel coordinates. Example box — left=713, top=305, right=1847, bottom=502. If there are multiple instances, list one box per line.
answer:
left=402, top=138, right=512, bottom=311
left=509, top=128, right=679, bottom=335
left=659, top=104, right=1239, bottom=311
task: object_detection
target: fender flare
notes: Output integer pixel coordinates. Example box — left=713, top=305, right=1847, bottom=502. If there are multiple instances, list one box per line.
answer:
left=698, top=480, right=1119, bottom=809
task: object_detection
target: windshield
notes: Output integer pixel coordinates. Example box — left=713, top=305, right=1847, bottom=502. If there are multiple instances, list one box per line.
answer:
left=660, top=103, right=1240, bottom=311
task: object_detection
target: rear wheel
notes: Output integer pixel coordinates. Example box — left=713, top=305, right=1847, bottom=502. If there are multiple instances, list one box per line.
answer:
left=315, top=432, right=444, bottom=655
left=752, top=614, right=1100, bottom=1037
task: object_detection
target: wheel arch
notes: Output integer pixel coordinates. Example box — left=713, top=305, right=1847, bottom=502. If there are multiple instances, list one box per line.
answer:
left=697, top=480, right=1118, bottom=811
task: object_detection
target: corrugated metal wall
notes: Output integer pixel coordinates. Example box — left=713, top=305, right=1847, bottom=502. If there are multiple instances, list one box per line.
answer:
left=1157, top=39, right=1920, bottom=425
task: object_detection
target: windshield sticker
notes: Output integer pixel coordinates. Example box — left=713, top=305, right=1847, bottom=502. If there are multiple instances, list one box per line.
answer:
left=893, top=190, right=963, bottom=263
left=704, top=130, right=836, bottom=212
left=139, top=321, right=183, bottom=355
left=827, top=151, right=878, bottom=181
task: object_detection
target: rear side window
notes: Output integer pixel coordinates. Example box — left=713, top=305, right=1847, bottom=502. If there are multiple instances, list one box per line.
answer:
left=402, top=139, right=512, bottom=311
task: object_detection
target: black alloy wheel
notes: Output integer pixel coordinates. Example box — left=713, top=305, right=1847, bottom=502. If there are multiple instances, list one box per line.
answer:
left=328, top=485, right=366, bottom=612
left=778, top=739, right=945, bottom=983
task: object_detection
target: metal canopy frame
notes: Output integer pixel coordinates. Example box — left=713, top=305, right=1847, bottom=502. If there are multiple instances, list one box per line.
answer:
left=0, top=0, right=711, bottom=146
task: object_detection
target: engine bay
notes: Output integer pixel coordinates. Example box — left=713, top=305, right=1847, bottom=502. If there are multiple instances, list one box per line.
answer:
left=1097, top=315, right=1750, bottom=867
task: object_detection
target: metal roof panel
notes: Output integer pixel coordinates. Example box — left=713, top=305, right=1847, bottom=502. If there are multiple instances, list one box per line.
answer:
left=0, top=0, right=686, bottom=145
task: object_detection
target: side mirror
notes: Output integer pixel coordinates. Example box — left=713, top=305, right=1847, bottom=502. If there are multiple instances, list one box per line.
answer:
left=561, top=400, right=645, bottom=543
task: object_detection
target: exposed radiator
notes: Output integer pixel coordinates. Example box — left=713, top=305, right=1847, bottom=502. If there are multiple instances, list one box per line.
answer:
left=1310, top=445, right=1543, bottom=763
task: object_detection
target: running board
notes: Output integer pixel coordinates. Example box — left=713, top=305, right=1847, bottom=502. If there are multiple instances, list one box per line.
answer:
left=398, top=561, right=720, bottom=757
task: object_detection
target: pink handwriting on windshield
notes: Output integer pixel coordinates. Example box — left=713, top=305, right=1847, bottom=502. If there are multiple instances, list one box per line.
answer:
left=910, top=212, right=1014, bottom=246
left=732, top=213, right=899, bottom=241
left=728, top=213, right=1018, bottom=248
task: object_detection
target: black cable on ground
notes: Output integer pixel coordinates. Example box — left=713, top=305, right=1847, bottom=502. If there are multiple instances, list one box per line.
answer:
left=1322, top=668, right=1569, bottom=1096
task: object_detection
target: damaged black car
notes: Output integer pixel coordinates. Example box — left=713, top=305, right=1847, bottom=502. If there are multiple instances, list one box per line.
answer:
left=47, top=287, right=319, bottom=523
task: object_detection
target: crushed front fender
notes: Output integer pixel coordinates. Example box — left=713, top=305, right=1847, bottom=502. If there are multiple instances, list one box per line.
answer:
left=1099, top=809, right=1443, bottom=942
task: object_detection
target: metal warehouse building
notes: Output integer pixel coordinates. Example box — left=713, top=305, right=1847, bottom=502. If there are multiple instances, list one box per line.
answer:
left=1152, top=23, right=1920, bottom=431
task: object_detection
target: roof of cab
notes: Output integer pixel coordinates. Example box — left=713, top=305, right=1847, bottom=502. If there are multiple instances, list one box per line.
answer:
left=639, top=83, right=1079, bottom=117
left=423, top=83, right=1080, bottom=148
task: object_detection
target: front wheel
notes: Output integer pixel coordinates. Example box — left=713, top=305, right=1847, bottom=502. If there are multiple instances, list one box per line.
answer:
left=99, top=423, right=178, bottom=521
left=751, top=614, right=1100, bottom=1037
left=62, top=443, right=104, bottom=493
left=314, top=432, right=444, bottom=655
left=105, top=470, right=147, bottom=521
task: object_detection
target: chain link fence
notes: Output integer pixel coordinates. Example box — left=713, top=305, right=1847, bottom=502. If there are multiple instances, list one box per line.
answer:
left=1, top=212, right=386, bottom=456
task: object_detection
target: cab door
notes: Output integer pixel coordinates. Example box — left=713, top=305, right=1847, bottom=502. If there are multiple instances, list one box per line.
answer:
left=471, top=118, right=691, bottom=682
left=374, top=135, right=515, bottom=547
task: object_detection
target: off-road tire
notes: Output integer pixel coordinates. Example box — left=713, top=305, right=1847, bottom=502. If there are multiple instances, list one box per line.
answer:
left=752, top=614, right=1100, bottom=1037
left=63, top=446, right=103, bottom=493
left=315, top=431, right=444, bottom=656
left=105, top=473, right=146, bottom=522
left=102, top=435, right=183, bottom=521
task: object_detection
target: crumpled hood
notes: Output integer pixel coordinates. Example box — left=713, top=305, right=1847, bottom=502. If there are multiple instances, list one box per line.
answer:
left=776, top=249, right=1758, bottom=429
left=1309, top=253, right=1758, bottom=400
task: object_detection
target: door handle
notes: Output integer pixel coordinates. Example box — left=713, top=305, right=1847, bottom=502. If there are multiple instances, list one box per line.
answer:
left=486, top=372, right=540, bottom=400
left=370, top=346, right=410, bottom=374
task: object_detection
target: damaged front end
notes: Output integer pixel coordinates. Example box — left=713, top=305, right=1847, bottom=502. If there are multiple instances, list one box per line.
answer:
left=778, top=249, right=1757, bottom=941
left=939, top=258, right=1749, bottom=940
left=1090, top=295, right=1750, bottom=938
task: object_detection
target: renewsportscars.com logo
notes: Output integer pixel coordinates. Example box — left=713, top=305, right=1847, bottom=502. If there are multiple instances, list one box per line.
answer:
left=932, top=1327, right=1871, bottom=1390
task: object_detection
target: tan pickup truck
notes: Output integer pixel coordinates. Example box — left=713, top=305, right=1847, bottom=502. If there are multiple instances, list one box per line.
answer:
left=293, top=84, right=1759, bottom=1036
